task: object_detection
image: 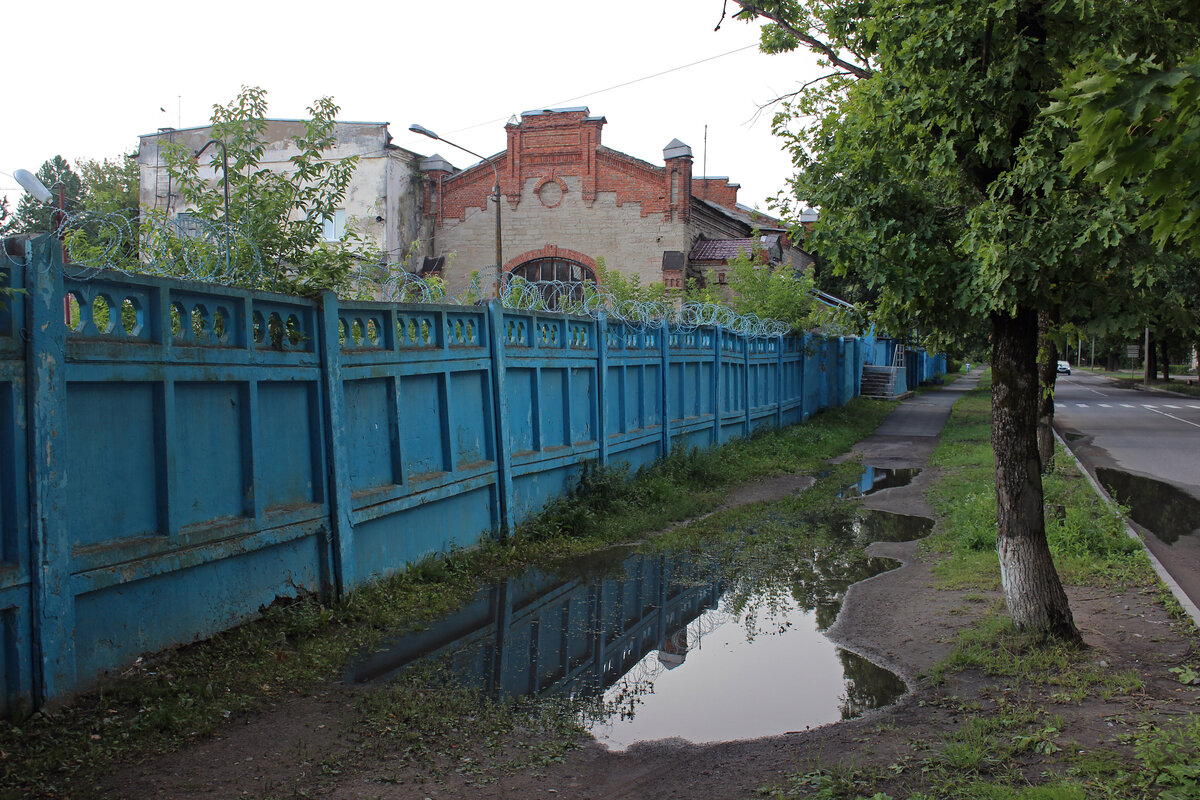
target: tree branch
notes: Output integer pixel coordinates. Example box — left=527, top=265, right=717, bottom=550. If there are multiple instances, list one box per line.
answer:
left=732, top=1, right=874, bottom=80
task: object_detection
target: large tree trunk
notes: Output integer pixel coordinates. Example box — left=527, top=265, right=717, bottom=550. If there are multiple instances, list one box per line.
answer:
left=990, top=308, right=1081, bottom=643
left=1160, top=340, right=1170, bottom=381
left=1036, top=311, right=1057, bottom=474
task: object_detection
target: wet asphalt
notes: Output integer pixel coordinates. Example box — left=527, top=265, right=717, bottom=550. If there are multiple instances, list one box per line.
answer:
left=1053, top=372, right=1200, bottom=621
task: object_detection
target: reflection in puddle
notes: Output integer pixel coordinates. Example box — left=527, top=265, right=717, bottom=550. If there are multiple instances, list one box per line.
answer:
left=1097, top=468, right=1200, bottom=544
left=842, top=466, right=921, bottom=498
left=347, top=506, right=931, bottom=750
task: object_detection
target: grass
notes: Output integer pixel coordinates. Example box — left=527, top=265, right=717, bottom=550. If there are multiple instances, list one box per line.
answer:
left=758, top=370, right=1200, bottom=800
left=0, top=396, right=897, bottom=799
left=922, top=373, right=1149, bottom=592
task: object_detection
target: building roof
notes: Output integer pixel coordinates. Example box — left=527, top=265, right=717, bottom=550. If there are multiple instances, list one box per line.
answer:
left=137, top=119, right=391, bottom=139
left=689, top=235, right=781, bottom=261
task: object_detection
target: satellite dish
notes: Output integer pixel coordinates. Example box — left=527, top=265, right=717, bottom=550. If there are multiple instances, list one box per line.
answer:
left=13, top=169, right=54, bottom=204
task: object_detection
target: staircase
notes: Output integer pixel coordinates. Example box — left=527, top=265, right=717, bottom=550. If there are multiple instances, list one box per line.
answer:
left=860, top=344, right=908, bottom=399
left=860, top=365, right=899, bottom=398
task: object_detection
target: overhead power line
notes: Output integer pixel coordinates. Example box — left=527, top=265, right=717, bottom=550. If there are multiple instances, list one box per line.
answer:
left=431, top=44, right=762, bottom=140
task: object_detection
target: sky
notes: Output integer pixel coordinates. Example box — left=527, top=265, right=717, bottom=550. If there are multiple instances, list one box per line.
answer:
left=2, top=0, right=824, bottom=215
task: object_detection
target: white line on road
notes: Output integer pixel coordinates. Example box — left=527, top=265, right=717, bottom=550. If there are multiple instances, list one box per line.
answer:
left=1142, top=404, right=1158, bottom=409
left=1098, top=403, right=1112, bottom=408
left=1165, top=404, right=1182, bottom=409
left=1076, top=403, right=1089, bottom=408
left=1191, top=405, right=1200, bottom=410
left=1121, top=404, right=1135, bottom=408
left=1143, top=407, right=1200, bottom=431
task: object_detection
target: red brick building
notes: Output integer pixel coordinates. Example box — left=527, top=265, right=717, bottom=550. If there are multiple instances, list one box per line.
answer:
left=420, top=107, right=812, bottom=295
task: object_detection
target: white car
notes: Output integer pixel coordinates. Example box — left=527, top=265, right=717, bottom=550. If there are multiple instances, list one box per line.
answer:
left=1057, top=360, right=1071, bottom=375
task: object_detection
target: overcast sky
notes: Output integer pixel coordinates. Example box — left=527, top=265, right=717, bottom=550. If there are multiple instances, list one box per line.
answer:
left=3, top=0, right=823, bottom=215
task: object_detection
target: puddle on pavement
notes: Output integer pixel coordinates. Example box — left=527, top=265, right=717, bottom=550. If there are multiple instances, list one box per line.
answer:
left=1097, top=467, right=1200, bottom=544
left=841, top=466, right=921, bottom=498
left=347, top=505, right=928, bottom=750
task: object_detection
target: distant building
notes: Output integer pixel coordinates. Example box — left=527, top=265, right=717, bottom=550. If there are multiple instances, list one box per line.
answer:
left=420, top=107, right=813, bottom=297
left=132, top=110, right=813, bottom=299
left=133, top=121, right=429, bottom=266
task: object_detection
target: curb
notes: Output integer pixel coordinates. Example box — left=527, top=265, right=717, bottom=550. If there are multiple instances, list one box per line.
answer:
left=1053, top=429, right=1200, bottom=629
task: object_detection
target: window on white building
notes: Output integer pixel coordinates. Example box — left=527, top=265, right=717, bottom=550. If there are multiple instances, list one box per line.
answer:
left=322, top=209, right=346, bottom=242
left=173, top=212, right=205, bottom=239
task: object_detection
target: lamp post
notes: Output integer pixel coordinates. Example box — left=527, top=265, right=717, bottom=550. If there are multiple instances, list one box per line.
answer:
left=195, top=139, right=232, bottom=277
left=409, top=123, right=503, bottom=294
left=9, top=169, right=70, bottom=322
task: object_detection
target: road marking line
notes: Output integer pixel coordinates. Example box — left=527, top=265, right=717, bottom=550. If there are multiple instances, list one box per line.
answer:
left=1121, top=404, right=1135, bottom=408
left=1076, top=403, right=1089, bottom=408
left=1142, top=404, right=1158, bottom=409
left=1055, top=403, right=1066, bottom=410
left=1164, top=404, right=1182, bottom=409
left=1144, top=407, right=1200, bottom=430
left=1190, top=404, right=1200, bottom=410
left=1098, top=403, right=1112, bottom=408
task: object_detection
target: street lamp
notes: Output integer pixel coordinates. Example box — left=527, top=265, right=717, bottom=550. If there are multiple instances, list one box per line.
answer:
left=13, top=169, right=54, bottom=204
left=9, top=169, right=68, bottom=253
left=409, top=123, right=503, bottom=293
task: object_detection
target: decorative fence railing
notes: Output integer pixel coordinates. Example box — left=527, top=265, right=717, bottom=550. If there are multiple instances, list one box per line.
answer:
left=0, top=236, right=921, bottom=713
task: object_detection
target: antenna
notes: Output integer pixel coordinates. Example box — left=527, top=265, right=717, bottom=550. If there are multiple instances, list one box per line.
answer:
left=702, top=124, right=708, bottom=199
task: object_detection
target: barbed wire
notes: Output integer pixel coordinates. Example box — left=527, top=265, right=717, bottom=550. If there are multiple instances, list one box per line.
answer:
left=2, top=211, right=795, bottom=337
left=1, top=210, right=265, bottom=287
left=367, top=265, right=793, bottom=337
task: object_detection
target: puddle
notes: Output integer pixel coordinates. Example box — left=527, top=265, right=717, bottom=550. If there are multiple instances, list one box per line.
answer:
left=841, top=466, right=921, bottom=498
left=1097, top=467, right=1200, bottom=544
left=347, top=506, right=929, bottom=750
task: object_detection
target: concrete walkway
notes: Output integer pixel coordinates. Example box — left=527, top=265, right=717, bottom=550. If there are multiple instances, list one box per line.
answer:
left=848, top=370, right=981, bottom=470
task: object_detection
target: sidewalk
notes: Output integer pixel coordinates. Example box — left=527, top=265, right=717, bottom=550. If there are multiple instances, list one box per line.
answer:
left=847, top=370, right=981, bottom=469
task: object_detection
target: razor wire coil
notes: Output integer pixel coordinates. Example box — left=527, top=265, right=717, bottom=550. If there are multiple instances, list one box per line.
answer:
left=3, top=210, right=797, bottom=337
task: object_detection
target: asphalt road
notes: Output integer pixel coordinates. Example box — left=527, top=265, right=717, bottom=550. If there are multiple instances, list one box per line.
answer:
left=1052, top=370, right=1200, bottom=615
left=1053, top=371, right=1200, bottom=483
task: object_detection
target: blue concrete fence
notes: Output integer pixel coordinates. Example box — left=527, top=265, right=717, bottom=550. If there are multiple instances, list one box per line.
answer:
left=0, top=236, right=892, bottom=713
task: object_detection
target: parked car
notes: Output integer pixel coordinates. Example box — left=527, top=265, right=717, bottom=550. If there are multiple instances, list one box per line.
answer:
left=1057, top=360, right=1071, bottom=375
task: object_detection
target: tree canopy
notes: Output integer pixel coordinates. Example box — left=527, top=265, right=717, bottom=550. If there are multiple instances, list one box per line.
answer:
left=729, top=0, right=1200, bottom=640
left=1056, top=51, right=1200, bottom=256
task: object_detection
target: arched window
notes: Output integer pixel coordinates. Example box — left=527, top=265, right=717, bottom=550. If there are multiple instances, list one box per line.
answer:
left=508, top=257, right=598, bottom=309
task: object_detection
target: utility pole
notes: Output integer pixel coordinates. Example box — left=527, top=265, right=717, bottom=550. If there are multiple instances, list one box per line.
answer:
left=1143, top=326, right=1152, bottom=385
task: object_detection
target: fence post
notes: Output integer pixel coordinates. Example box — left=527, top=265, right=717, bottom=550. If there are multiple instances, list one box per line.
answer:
left=743, top=334, right=752, bottom=435
left=660, top=325, right=671, bottom=457
left=711, top=326, right=722, bottom=445
left=596, top=313, right=609, bottom=465
left=488, top=301, right=515, bottom=534
left=776, top=334, right=784, bottom=428
left=837, top=337, right=846, bottom=407
left=318, top=291, right=355, bottom=597
left=25, top=236, right=75, bottom=704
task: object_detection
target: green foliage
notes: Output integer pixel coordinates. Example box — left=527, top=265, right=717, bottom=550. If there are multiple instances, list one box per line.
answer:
left=1056, top=51, right=1200, bottom=255
left=723, top=239, right=854, bottom=335
left=757, top=1, right=1200, bottom=349
left=77, top=155, right=140, bottom=217
left=1121, top=717, right=1200, bottom=799
left=160, top=85, right=376, bottom=296
left=595, top=256, right=670, bottom=304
